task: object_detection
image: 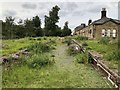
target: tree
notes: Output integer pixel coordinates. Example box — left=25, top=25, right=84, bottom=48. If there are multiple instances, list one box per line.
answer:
left=33, top=15, right=41, bottom=28
left=62, top=21, right=72, bottom=36
left=32, top=16, right=43, bottom=36
left=15, top=19, right=25, bottom=38
left=2, top=16, right=15, bottom=39
left=44, top=5, right=60, bottom=36
left=24, top=18, right=35, bottom=37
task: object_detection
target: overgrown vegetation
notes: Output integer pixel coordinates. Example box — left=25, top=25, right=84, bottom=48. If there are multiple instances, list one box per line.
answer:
left=75, top=52, right=88, bottom=64
left=2, top=37, right=110, bottom=88
left=28, top=54, right=53, bottom=68
left=99, top=37, right=110, bottom=45
left=27, top=42, right=51, bottom=53
left=73, top=36, right=118, bottom=71
left=74, top=36, right=88, bottom=41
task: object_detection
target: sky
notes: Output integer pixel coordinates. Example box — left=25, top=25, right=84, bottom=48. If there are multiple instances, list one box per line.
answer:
left=0, top=0, right=119, bottom=31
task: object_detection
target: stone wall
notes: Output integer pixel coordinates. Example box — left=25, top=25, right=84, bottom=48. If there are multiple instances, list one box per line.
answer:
left=94, top=21, right=119, bottom=39
left=74, top=21, right=119, bottom=40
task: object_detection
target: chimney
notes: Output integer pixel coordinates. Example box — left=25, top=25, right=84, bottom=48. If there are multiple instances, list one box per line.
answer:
left=81, top=23, right=86, bottom=28
left=88, top=19, right=92, bottom=25
left=101, top=8, right=107, bottom=18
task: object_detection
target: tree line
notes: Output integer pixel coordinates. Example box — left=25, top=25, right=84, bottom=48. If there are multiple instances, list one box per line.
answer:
left=2, top=5, right=71, bottom=39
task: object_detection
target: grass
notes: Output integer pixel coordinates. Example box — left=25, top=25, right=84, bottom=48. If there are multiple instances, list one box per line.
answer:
left=72, top=36, right=118, bottom=72
left=1, top=37, right=57, bottom=56
left=2, top=37, right=111, bottom=88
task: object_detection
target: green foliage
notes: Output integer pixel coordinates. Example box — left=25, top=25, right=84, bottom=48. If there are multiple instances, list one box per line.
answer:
left=37, top=37, right=41, bottom=40
left=44, top=5, right=60, bottom=36
left=2, top=16, right=15, bottom=39
left=43, top=37, right=47, bottom=40
left=29, top=54, right=52, bottom=68
left=105, top=50, right=119, bottom=61
left=75, top=36, right=88, bottom=41
left=61, top=21, right=72, bottom=36
left=82, top=42, right=88, bottom=47
left=99, top=37, right=110, bottom=45
left=67, top=39, right=71, bottom=46
left=75, top=52, right=88, bottom=64
left=33, top=15, right=41, bottom=28
left=2, top=37, right=110, bottom=88
left=27, top=42, right=51, bottom=53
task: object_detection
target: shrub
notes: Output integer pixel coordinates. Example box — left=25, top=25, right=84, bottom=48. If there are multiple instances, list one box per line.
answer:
left=37, top=38, right=41, bottom=40
left=65, top=38, right=72, bottom=46
left=29, top=37, right=33, bottom=40
left=27, top=42, right=51, bottom=53
left=75, top=53, right=88, bottom=64
left=105, top=50, right=119, bottom=61
left=67, top=46, right=80, bottom=55
left=99, top=37, right=109, bottom=45
left=43, top=37, right=47, bottom=40
left=49, top=40, right=56, bottom=44
left=118, top=40, right=120, bottom=48
left=82, top=42, right=88, bottom=47
left=29, top=54, right=52, bottom=68
left=75, top=36, right=88, bottom=41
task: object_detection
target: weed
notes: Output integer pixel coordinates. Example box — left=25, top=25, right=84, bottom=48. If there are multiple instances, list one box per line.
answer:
left=75, top=36, right=88, bottom=41
left=82, top=42, right=88, bottom=47
left=99, top=37, right=110, bottom=45
left=29, top=54, right=52, bottom=68
left=37, top=38, right=41, bottom=40
left=43, top=37, right=47, bottom=40
left=27, top=42, right=51, bottom=53
left=105, top=50, right=119, bottom=61
left=75, top=52, right=88, bottom=64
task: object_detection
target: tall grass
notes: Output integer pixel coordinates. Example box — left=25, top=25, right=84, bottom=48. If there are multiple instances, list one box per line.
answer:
left=28, top=54, right=53, bottom=68
left=75, top=36, right=88, bottom=41
left=27, top=42, right=51, bottom=53
left=99, top=37, right=110, bottom=45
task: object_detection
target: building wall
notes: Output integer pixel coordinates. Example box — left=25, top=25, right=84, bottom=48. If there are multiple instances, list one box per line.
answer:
left=74, top=21, right=119, bottom=40
left=76, top=24, right=94, bottom=39
left=94, top=21, right=119, bottom=39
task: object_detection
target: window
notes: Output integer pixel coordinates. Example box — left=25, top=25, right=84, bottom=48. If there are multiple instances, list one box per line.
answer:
left=107, top=29, right=111, bottom=37
left=89, top=29, right=92, bottom=34
left=102, top=29, right=105, bottom=37
left=112, top=29, right=116, bottom=38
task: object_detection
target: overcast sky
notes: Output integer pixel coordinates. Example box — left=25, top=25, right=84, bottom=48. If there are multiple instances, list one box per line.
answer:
left=0, top=1, right=119, bottom=31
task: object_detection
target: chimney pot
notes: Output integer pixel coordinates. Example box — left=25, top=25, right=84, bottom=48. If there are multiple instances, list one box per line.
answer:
left=101, top=8, right=107, bottom=18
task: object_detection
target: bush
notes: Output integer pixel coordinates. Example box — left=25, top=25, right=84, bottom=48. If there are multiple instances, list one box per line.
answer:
left=65, top=38, right=72, bottom=46
left=118, top=40, right=120, bottom=48
left=67, top=45, right=80, bottom=55
left=43, top=37, right=47, bottom=40
left=29, top=54, right=52, bottom=68
left=49, top=40, right=56, bottom=44
left=99, top=37, right=109, bottom=45
left=37, top=38, right=41, bottom=40
left=67, top=48, right=74, bottom=55
left=75, top=36, right=88, bottom=41
left=29, top=37, right=33, bottom=40
left=82, top=42, right=88, bottom=47
left=27, top=42, right=51, bottom=53
left=75, top=53, right=88, bottom=64
left=105, top=50, right=119, bottom=61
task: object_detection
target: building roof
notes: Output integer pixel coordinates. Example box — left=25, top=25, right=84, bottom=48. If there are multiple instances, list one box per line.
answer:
left=92, top=17, right=120, bottom=25
left=74, top=25, right=84, bottom=32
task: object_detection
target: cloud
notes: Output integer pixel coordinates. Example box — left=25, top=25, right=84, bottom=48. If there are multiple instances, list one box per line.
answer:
left=1, top=2, right=118, bottom=30
left=2, top=10, right=17, bottom=17
left=63, top=2, right=78, bottom=11
left=22, top=3, right=37, bottom=9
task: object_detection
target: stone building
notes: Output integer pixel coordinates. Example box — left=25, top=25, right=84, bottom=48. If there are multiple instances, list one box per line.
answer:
left=73, top=8, right=120, bottom=39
